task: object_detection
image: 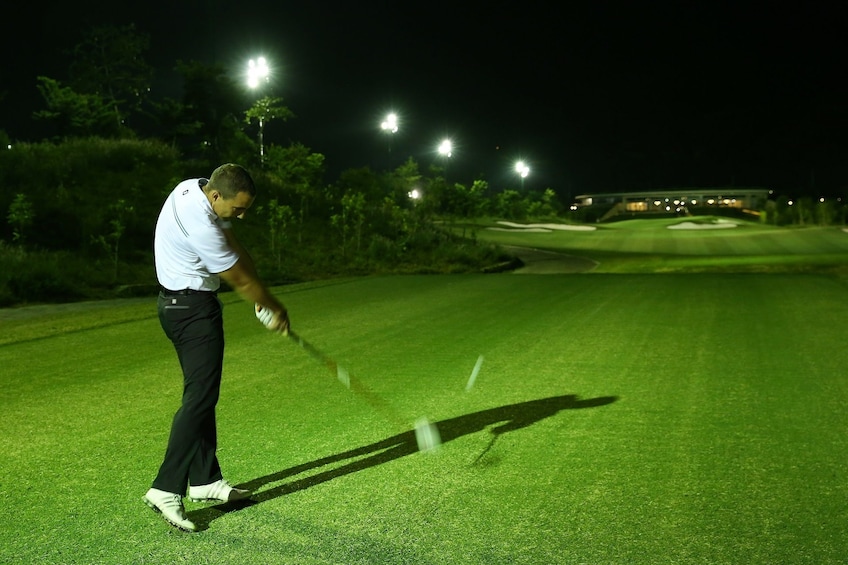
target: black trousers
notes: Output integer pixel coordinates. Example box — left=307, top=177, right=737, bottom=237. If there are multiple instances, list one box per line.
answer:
left=152, top=291, right=225, bottom=495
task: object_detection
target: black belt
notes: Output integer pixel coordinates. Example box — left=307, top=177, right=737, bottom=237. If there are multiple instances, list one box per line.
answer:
left=160, top=286, right=217, bottom=296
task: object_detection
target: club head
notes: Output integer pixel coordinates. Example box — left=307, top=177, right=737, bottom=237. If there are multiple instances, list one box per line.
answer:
left=414, top=417, right=442, bottom=453
left=337, top=365, right=351, bottom=388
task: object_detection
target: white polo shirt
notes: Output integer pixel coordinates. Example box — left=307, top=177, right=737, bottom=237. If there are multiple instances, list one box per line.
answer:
left=154, top=178, right=240, bottom=292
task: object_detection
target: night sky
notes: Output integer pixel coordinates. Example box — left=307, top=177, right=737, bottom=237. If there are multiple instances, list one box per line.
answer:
left=2, top=1, right=845, bottom=198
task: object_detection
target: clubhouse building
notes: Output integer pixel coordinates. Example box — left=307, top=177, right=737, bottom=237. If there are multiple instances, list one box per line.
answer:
left=573, top=189, right=771, bottom=221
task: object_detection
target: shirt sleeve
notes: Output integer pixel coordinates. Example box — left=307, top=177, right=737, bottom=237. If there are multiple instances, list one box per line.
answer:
left=192, top=220, right=239, bottom=274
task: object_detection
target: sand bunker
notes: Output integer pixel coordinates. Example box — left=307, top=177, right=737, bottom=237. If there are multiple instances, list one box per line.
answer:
left=488, top=221, right=597, bottom=233
left=668, top=220, right=738, bottom=230
left=487, top=227, right=551, bottom=232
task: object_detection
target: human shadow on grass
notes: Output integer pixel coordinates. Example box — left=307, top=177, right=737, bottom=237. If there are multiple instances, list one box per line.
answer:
left=188, top=394, right=617, bottom=529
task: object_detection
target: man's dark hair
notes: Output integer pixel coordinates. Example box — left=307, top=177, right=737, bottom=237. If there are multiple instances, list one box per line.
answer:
left=208, top=163, right=256, bottom=199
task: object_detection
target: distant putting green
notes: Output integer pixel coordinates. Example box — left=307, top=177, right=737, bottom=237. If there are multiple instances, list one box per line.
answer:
left=2, top=247, right=847, bottom=563
left=475, top=216, right=848, bottom=274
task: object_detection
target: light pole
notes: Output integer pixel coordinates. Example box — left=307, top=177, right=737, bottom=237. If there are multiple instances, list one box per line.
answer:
left=438, top=139, right=452, bottom=158
left=247, top=57, right=270, bottom=163
left=380, top=112, right=398, bottom=153
left=438, top=138, right=452, bottom=180
left=515, top=160, right=530, bottom=190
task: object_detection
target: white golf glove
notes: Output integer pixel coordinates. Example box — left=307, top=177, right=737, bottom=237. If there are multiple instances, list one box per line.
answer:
left=255, top=303, right=276, bottom=328
left=255, top=303, right=290, bottom=334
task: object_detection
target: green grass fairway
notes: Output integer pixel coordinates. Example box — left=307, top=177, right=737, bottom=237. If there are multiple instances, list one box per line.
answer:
left=475, top=216, right=848, bottom=274
left=1, top=271, right=847, bottom=564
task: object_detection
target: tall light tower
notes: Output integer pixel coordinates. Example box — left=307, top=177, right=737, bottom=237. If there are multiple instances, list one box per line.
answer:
left=438, top=139, right=452, bottom=158
left=247, top=57, right=271, bottom=163
left=380, top=112, right=399, bottom=153
left=438, top=138, right=453, bottom=180
left=515, top=160, right=530, bottom=190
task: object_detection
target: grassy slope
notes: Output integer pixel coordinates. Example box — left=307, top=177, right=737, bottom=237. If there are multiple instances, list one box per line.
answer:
left=1, top=270, right=847, bottom=564
left=474, top=217, right=848, bottom=274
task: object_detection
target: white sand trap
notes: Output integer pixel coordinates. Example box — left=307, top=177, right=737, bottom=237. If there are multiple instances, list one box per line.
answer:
left=491, top=221, right=597, bottom=232
left=488, top=227, right=551, bottom=232
left=668, top=220, right=738, bottom=230
left=842, top=228, right=848, bottom=233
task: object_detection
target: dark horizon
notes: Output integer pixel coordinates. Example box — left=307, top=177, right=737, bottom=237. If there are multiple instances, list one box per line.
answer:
left=1, top=1, right=845, bottom=199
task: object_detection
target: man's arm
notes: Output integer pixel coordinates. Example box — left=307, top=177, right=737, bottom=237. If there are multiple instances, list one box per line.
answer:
left=218, top=228, right=289, bottom=332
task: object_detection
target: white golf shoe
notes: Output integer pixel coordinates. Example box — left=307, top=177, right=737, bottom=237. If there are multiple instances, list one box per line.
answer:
left=188, top=479, right=251, bottom=503
left=143, top=488, right=196, bottom=532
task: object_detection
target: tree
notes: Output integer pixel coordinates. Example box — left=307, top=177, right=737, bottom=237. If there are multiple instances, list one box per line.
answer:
left=91, top=198, right=134, bottom=281
left=34, top=77, right=117, bottom=138
left=258, top=198, right=294, bottom=271
left=815, top=198, right=837, bottom=226
left=151, top=97, right=203, bottom=150
left=68, top=24, right=153, bottom=134
left=464, top=180, right=489, bottom=218
left=174, top=60, right=245, bottom=160
left=773, top=196, right=793, bottom=226
left=331, top=192, right=366, bottom=256
left=7, top=193, right=34, bottom=244
left=438, top=181, right=476, bottom=227
left=541, top=188, right=560, bottom=215
left=793, top=197, right=813, bottom=226
left=244, top=96, right=295, bottom=165
left=526, top=188, right=559, bottom=218
left=331, top=167, right=381, bottom=207
left=493, top=190, right=527, bottom=219
left=385, top=157, right=423, bottom=207
left=264, top=143, right=324, bottom=243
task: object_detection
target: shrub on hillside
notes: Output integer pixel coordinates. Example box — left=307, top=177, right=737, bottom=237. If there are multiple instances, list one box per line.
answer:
left=1, top=247, right=86, bottom=304
left=0, top=138, right=183, bottom=251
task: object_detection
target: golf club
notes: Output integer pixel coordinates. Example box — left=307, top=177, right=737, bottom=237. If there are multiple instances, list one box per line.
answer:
left=465, top=355, right=484, bottom=391
left=286, top=330, right=442, bottom=453
left=287, top=330, right=350, bottom=388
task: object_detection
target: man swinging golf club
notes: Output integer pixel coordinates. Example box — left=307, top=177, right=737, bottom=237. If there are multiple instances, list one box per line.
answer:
left=144, top=163, right=289, bottom=532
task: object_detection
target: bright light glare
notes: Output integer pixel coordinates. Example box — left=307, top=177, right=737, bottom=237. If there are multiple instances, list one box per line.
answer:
left=438, top=139, right=452, bottom=157
left=247, top=57, right=270, bottom=89
left=515, top=161, right=530, bottom=178
left=381, top=113, right=398, bottom=133
left=409, top=189, right=421, bottom=199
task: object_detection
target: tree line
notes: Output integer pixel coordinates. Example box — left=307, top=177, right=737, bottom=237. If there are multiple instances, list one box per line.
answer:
left=1, top=24, right=844, bottom=306
left=0, top=25, right=564, bottom=306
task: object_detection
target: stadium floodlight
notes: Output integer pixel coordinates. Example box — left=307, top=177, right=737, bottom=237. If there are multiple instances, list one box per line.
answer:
left=515, top=160, right=530, bottom=189
left=380, top=112, right=399, bottom=153
left=381, top=112, right=399, bottom=134
left=515, top=160, right=530, bottom=178
left=247, top=57, right=270, bottom=89
left=438, top=139, right=452, bottom=158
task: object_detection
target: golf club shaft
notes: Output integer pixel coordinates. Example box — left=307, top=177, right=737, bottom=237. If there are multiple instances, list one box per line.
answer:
left=287, top=331, right=409, bottom=428
left=288, top=330, right=337, bottom=373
